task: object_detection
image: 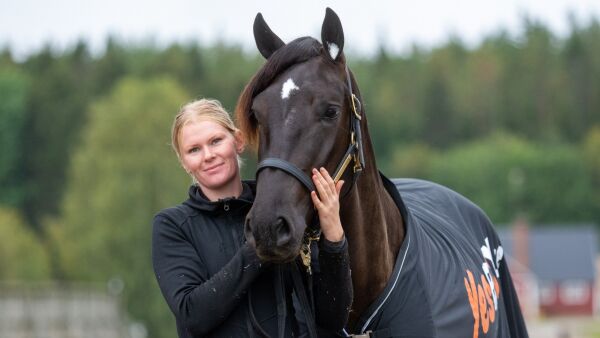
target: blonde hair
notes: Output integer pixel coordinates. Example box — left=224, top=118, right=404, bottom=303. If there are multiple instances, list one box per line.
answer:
left=171, top=98, right=239, bottom=159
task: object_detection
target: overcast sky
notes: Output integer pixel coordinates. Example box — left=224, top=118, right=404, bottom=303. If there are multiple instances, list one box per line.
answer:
left=2, top=0, right=600, bottom=59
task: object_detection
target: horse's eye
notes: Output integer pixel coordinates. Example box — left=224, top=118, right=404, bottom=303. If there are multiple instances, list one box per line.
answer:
left=323, top=106, right=340, bottom=120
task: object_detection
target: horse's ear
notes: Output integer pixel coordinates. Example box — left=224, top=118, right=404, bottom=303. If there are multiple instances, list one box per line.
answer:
left=321, top=7, right=344, bottom=62
left=253, top=13, right=285, bottom=59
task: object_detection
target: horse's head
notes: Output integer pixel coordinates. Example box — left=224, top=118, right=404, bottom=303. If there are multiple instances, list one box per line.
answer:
left=236, top=8, right=363, bottom=262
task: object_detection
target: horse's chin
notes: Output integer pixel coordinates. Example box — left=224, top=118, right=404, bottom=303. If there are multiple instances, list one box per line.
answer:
left=255, top=242, right=302, bottom=264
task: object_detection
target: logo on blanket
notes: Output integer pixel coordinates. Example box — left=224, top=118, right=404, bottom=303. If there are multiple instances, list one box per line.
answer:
left=464, top=237, right=504, bottom=338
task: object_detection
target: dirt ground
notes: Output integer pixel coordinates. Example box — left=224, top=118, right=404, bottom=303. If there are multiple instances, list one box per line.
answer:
left=527, top=316, right=600, bottom=338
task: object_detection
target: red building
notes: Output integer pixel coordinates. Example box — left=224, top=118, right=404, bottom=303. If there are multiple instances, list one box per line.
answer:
left=498, top=222, right=598, bottom=317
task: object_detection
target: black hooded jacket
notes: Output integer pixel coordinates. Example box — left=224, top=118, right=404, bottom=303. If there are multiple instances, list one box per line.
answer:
left=152, top=181, right=352, bottom=337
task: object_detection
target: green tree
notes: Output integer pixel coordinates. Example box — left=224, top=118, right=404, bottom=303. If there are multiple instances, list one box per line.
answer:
left=421, top=66, right=456, bottom=148
left=0, top=69, right=29, bottom=208
left=583, top=126, right=600, bottom=224
left=352, top=45, right=428, bottom=157
left=429, top=133, right=594, bottom=224
left=455, top=38, right=503, bottom=139
left=92, top=37, right=129, bottom=95
left=562, top=17, right=600, bottom=140
left=385, top=143, right=436, bottom=179
left=0, top=48, right=17, bottom=68
left=144, top=44, right=206, bottom=93
left=51, top=76, right=190, bottom=338
left=21, top=44, right=94, bottom=231
left=0, top=208, right=51, bottom=280
left=200, top=43, right=263, bottom=109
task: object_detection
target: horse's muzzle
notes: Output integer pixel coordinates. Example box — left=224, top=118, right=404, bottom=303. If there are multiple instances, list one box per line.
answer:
left=245, top=216, right=303, bottom=263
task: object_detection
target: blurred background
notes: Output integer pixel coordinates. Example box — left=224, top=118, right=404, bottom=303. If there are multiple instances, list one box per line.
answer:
left=1, top=0, right=599, bottom=337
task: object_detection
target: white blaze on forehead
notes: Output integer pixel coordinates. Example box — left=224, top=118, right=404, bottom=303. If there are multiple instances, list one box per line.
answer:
left=328, top=42, right=340, bottom=60
left=281, top=78, right=299, bottom=99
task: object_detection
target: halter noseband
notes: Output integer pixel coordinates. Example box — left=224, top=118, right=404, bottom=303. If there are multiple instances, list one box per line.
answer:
left=256, top=65, right=365, bottom=192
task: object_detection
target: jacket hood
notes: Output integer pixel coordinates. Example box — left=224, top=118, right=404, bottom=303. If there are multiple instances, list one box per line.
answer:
left=183, top=180, right=256, bottom=212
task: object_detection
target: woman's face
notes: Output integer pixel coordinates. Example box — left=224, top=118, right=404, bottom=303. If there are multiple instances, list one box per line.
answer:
left=178, top=119, right=244, bottom=200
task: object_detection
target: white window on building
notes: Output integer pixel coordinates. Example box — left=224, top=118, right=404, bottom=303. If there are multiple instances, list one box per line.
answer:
left=559, top=280, right=589, bottom=305
left=539, top=282, right=556, bottom=305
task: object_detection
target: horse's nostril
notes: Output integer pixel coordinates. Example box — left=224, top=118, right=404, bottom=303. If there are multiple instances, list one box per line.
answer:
left=275, top=217, right=292, bottom=247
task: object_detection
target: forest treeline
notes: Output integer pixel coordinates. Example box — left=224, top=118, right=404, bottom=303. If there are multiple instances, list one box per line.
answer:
left=0, top=17, right=599, bottom=337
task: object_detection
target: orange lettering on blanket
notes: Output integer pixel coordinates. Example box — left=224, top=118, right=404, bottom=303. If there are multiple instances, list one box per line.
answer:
left=464, top=270, right=479, bottom=338
left=464, top=269, right=500, bottom=337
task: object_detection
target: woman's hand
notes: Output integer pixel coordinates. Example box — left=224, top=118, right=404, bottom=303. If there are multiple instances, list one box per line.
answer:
left=310, top=167, right=345, bottom=242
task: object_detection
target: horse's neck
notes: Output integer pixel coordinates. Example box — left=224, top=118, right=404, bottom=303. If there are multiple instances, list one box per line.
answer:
left=341, top=167, right=405, bottom=329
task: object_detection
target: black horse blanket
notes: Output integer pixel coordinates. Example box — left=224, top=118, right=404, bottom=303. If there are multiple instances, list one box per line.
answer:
left=348, top=175, right=528, bottom=338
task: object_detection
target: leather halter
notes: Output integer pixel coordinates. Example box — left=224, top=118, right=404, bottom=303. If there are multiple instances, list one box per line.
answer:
left=256, top=65, right=365, bottom=192
left=255, top=64, right=364, bottom=274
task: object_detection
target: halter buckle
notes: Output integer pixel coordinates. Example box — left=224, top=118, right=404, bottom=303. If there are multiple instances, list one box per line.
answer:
left=353, top=153, right=363, bottom=174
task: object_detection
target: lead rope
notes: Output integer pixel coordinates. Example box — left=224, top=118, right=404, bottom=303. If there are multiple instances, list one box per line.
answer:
left=248, top=287, right=271, bottom=337
left=247, top=263, right=318, bottom=338
left=275, top=265, right=286, bottom=338
left=291, top=261, right=319, bottom=338
left=247, top=265, right=288, bottom=338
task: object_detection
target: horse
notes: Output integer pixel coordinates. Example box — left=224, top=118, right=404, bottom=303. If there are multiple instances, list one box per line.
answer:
left=236, top=8, right=528, bottom=338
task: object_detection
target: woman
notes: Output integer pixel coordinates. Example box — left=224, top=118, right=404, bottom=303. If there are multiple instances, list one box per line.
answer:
left=152, top=98, right=352, bottom=337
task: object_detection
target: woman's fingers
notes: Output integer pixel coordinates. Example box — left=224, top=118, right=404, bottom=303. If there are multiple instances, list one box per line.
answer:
left=320, top=167, right=336, bottom=191
left=311, top=168, right=344, bottom=242
left=335, top=180, right=345, bottom=194
left=312, top=169, right=332, bottom=200
left=310, top=190, right=323, bottom=208
left=312, top=167, right=339, bottom=199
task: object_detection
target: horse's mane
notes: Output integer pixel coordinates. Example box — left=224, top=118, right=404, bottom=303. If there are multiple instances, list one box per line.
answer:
left=236, top=37, right=342, bottom=146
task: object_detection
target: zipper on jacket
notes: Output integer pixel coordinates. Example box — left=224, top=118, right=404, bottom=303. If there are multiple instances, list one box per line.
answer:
left=223, top=201, right=230, bottom=211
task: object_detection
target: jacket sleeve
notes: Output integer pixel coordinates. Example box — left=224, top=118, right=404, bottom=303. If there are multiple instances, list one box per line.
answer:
left=152, top=214, right=264, bottom=336
left=313, top=236, right=353, bottom=331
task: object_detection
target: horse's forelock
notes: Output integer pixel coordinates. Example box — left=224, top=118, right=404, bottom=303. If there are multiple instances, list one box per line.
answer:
left=235, top=37, right=325, bottom=146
